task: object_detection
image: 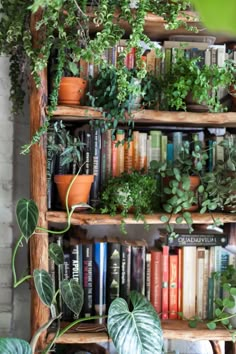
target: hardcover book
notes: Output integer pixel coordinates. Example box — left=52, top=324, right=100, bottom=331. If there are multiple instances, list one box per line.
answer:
left=93, top=242, right=107, bottom=324
left=169, top=254, right=178, bottom=319
left=161, top=245, right=169, bottom=319
left=168, top=233, right=228, bottom=247
left=131, top=241, right=146, bottom=295
left=82, top=243, right=93, bottom=318
left=107, top=242, right=121, bottom=308
left=150, top=249, right=162, bottom=314
left=120, top=241, right=132, bottom=302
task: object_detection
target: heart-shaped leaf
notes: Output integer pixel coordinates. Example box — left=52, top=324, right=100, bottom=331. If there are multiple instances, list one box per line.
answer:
left=16, top=199, right=38, bottom=240
left=49, top=243, right=64, bottom=265
left=108, top=291, right=163, bottom=354
left=0, top=338, right=32, bottom=354
left=60, top=279, right=84, bottom=316
left=33, top=269, right=54, bottom=307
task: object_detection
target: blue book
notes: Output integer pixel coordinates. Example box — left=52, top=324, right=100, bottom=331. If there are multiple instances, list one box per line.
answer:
left=167, top=143, right=174, bottom=166
left=93, top=242, right=107, bottom=323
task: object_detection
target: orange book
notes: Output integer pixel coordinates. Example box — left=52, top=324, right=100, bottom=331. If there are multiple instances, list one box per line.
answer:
left=150, top=250, right=162, bottom=314
left=162, top=245, right=169, bottom=320
left=124, top=140, right=134, bottom=173
left=169, top=254, right=178, bottom=319
left=177, top=248, right=183, bottom=319
left=116, top=130, right=125, bottom=176
left=112, top=140, right=118, bottom=177
left=132, top=131, right=140, bottom=170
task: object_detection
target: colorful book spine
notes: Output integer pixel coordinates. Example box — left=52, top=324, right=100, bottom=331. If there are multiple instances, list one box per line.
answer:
left=124, top=140, right=134, bottom=173
left=182, top=246, right=197, bottom=319
left=150, top=130, right=162, bottom=163
left=132, top=131, right=140, bottom=170
left=196, top=247, right=205, bottom=319
left=173, top=132, right=183, bottom=161
left=93, top=242, right=107, bottom=324
left=120, top=242, right=131, bottom=302
left=162, top=245, right=169, bottom=319
left=145, top=252, right=151, bottom=301
left=107, top=242, right=121, bottom=308
left=150, top=250, right=162, bottom=314
left=169, top=254, right=178, bottom=319
left=82, top=243, right=93, bottom=318
left=112, top=140, right=118, bottom=177
left=116, top=129, right=125, bottom=176
left=138, top=132, right=148, bottom=171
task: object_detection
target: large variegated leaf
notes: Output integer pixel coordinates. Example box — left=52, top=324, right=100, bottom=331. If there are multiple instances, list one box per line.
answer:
left=49, top=243, right=64, bottom=265
left=33, top=269, right=54, bottom=307
left=60, top=279, right=84, bottom=315
left=0, top=338, right=32, bottom=354
left=16, top=199, right=38, bottom=240
left=107, top=291, right=163, bottom=354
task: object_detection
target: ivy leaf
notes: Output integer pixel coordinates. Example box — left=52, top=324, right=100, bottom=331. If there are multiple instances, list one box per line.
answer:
left=207, top=321, right=216, bottom=330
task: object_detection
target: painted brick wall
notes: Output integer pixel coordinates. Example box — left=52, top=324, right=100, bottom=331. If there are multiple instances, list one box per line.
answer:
left=0, top=55, right=13, bottom=337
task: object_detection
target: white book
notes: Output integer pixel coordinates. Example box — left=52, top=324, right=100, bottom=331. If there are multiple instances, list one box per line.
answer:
left=182, top=247, right=197, bottom=319
left=164, top=41, right=209, bottom=50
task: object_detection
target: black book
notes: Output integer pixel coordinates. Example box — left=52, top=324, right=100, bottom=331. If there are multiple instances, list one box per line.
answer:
left=107, top=242, right=121, bottom=309
left=82, top=243, right=93, bottom=318
left=131, top=241, right=146, bottom=296
left=62, top=252, right=72, bottom=321
left=120, top=242, right=131, bottom=302
left=70, top=244, right=83, bottom=320
left=90, top=126, right=101, bottom=208
left=168, top=232, right=228, bottom=247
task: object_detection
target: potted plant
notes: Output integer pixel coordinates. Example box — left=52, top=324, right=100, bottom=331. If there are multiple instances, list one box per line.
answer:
left=201, top=134, right=236, bottom=218
left=100, top=169, right=158, bottom=233
left=0, top=197, right=164, bottom=354
left=48, top=120, right=94, bottom=209
left=158, top=139, right=208, bottom=238
left=159, top=53, right=236, bottom=112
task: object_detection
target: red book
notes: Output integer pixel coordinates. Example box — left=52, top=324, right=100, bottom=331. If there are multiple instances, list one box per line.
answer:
left=150, top=250, right=162, bottom=314
left=162, top=245, right=169, bottom=320
left=169, top=254, right=178, bottom=319
left=177, top=248, right=183, bottom=319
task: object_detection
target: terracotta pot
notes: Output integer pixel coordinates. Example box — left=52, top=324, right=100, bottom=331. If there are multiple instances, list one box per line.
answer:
left=163, top=175, right=200, bottom=212
left=185, top=92, right=209, bottom=113
left=54, top=174, right=94, bottom=209
left=58, top=77, right=87, bottom=105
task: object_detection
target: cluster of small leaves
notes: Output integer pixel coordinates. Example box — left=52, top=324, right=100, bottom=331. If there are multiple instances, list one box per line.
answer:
left=160, top=53, right=236, bottom=112
left=100, top=170, right=158, bottom=233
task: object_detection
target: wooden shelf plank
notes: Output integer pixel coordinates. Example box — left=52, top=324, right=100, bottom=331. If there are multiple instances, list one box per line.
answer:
left=46, top=211, right=236, bottom=225
left=46, top=320, right=232, bottom=344
left=52, top=106, right=236, bottom=127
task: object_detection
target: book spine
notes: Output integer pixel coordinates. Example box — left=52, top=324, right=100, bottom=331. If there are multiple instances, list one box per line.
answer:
left=132, top=131, right=140, bottom=170
left=138, top=132, right=148, bottom=171
left=116, top=129, right=125, bottom=176
left=182, top=246, right=197, bottom=319
left=82, top=243, right=93, bottom=318
left=93, top=242, right=107, bottom=324
left=124, top=140, right=134, bottom=173
left=107, top=242, right=121, bottom=308
left=177, top=248, right=183, bottom=319
left=203, top=248, right=209, bottom=319
left=47, top=125, right=56, bottom=209
left=62, top=252, right=72, bottom=321
left=100, top=129, right=112, bottom=188
left=150, top=130, right=162, bottom=162
left=112, top=140, right=118, bottom=177
left=169, top=254, right=178, bottom=319
left=145, top=252, right=151, bottom=301
left=90, top=127, right=101, bottom=207
left=131, top=245, right=146, bottom=295
left=71, top=244, right=83, bottom=320
left=120, top=243, right=131, bottom=302
left=162, top=245, right=169, bottom=320
left=196, top=247, right=205, bottom=319
left=173, top=131, right=183, bottom=161
left=150, top=250, right=162, bottom=314
left=85, top=131, right=92, bottom=175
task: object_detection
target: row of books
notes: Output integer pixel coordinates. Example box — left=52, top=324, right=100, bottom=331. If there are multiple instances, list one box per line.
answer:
left=51, top=230, right=232, bottom=323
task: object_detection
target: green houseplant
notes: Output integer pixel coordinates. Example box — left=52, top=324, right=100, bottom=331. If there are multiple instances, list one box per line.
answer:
left=159, top=53, right=236, bottom=112
left=0, top=196, right=164, bottom=354
left=158, top=139, right=208, bottom=238
left=0, top=0, right=193, bottom=153
left=48, top=120, right=94, bottom=209
left=100, top=169, right=159, bottom=233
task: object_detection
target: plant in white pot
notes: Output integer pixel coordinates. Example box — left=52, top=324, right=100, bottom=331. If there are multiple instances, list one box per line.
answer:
left=49, top=120, right=94, bottom=210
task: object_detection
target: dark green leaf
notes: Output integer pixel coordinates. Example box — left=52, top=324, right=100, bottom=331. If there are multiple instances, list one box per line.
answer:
left=33, top=269, right=54, bottom=307
left=60, top=279, right=84, bottom=316
left=0, top=338, right=32, bottom=354
left=16, top=199, right=38, bottom=240
left=49, top=243, right=64, bottom=265
left=108, top=291, right=163, bottom=354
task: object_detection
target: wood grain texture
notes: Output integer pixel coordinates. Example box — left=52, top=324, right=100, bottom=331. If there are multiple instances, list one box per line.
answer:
left=29, top=8, right=49, bottom=351
left=46, top=211, right=236, bottom=225
left=52, top=106, right=236, bottom=127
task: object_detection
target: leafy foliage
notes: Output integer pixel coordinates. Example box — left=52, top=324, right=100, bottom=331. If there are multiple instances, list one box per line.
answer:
left=33, top=269, right=54, bottom=307
left=60, top=279, right=84, bottom=316
left=16, top=198, right=39, bottom=240
left=100, top=170, right=158, bottom=233
left=49, top=242, right=64, bottom=265
left=0, top=338, right=32, bottom=354
left=108, top=291, right=163, bottom=354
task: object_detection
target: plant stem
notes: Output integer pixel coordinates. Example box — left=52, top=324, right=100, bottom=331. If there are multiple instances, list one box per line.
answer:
left=12, top=234, right=32, bottom=288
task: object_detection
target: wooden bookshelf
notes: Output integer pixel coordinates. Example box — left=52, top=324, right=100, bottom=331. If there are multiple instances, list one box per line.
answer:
left=46, top=211, right=236, bottom=225
left=46, top=320, right=233, bottom=344
left=52, top=105, right=236, bottom=127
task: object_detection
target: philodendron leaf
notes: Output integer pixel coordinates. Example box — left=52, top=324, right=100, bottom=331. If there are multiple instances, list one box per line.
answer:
left=33, top=269, right=54, bottom=307
left=0, top=338, right=32, bottom=354
left=60, top=279, right=84, bottom=316
left=107, top=291, right=163, bottom=354
left=49, top=243, right=64, bottom=265
left=207, top=321, right=216, bottom=330
left=16, top=199, right=39, bottom=240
